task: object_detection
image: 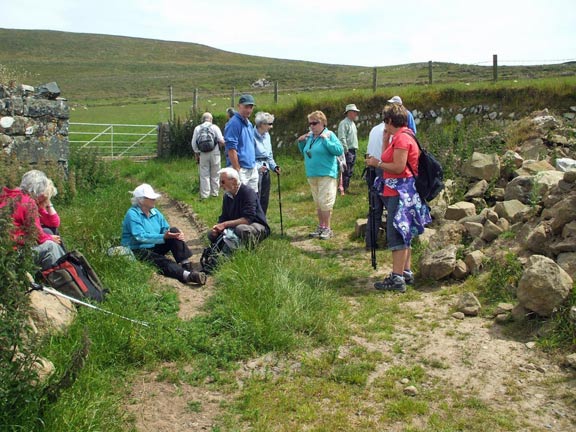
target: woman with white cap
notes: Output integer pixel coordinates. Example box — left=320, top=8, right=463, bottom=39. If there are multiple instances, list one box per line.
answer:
left=121, top=183, right=206, bottom=285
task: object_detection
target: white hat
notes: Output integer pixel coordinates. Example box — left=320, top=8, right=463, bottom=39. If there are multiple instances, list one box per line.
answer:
left=387, top=96, right=403, bottom=105
left=344, top=104, right=360, bottom=113
left=131, top=183, right=161, bottom=199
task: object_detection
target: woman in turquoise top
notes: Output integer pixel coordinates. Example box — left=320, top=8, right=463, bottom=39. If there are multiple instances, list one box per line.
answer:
left=297, top=110, right=344, bottom=240
left=121, top=183, right=206, bottom=285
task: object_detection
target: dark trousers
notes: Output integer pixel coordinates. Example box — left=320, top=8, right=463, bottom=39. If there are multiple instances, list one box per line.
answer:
left=343, top=149, right=357, bottom=191
left=258, top=170, right=271, bottom=215
left=133, top=231, right=192, bottom=283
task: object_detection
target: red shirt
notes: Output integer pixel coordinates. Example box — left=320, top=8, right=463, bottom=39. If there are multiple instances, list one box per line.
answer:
left=0, top=187, right=52, bottom=245
left=381, top=127, right=419, bottom=196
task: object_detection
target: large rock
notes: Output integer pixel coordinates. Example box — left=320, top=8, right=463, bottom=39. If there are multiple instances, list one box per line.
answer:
left=504, top=176, right=533, bottom=204
left=481, top=219, right=503, bottom=242
left=464, top=250, right=485, bottom=274
left=420, top=245, right=457, bottom=280
left=517, top=255, right=573, bottom=317
left=464, top=180, right=489, bottom=199
left=427, top=222, right=465, bottom=250
left=445, top=202, right=476, bottom=221
left=549, top=195, right=576, bottom=233
left=494, top=200, right=531, bottom=223
left=557, top=252, right=576, bottom=278
left=463, top=152, right=501, bottom=181
left=516, top=160, right=556, bottom=177
left=524, top=222, right=553, bottom=254
left=519, top=138, right=547, bottom=160
left=29, top=290, right=76, bottom=336
left=534, top=170, right=565, bottom=198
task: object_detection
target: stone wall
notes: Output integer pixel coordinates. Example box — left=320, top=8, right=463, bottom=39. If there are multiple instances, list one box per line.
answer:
left=0, top=82, right=69, bottom=165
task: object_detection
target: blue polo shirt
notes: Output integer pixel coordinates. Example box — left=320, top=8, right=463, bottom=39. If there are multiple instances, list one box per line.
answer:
left=224, top=113, right=256, bottom=169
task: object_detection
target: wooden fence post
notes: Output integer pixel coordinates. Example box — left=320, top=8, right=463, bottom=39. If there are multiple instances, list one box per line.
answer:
left=231, top=87, right=236, bottom=107
left=428, top=61, right=433, bottom=84
left=169, top=85, right=174, bottom=122
left=193, top=88, right=198, bottom=117
left=274, top=81, right=279, bottom=104
left=493, top=54, right=498, bottom=82
left=372, top=67, right=377, bottom=92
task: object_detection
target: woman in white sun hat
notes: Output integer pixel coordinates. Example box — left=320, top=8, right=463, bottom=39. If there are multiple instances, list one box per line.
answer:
left=121, top=183, right=206, bottom=285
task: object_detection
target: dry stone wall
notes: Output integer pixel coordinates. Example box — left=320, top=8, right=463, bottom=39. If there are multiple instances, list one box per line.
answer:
left=0, top=82, right=69, bottom=165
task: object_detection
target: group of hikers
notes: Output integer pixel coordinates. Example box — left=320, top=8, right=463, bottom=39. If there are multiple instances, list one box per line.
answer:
left=0, top=93, right=430, bottom=294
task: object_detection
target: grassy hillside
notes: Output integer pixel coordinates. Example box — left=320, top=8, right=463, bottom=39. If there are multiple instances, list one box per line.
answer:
left=2, top=28, right=576, bottom=104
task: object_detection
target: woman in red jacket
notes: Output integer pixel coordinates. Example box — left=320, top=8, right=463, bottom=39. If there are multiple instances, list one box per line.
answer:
left=0, top=170, right=65, bottom=270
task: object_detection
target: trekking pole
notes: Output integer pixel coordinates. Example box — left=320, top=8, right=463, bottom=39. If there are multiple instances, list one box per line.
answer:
left=276, top=171, right=284, bottom=236
left=368, top=168, right=377, bottom=270
left=28, top=282, right=151, bottom=327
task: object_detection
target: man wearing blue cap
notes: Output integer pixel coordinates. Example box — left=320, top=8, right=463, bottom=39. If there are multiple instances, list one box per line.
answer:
left=224, top=94, right=259, bottom=193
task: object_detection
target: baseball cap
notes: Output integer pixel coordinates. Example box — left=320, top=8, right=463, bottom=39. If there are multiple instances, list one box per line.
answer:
left=131, top=183, right=161, bottom=199
left=238, top=94, right=255, bottom=105
left=387, top=96, right=403, bottom=105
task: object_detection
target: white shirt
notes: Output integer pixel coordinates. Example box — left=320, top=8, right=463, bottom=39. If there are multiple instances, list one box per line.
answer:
left=367, top=122, right=386, bottom=159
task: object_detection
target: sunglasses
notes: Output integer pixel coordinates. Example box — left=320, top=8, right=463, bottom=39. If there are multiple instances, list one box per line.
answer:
left=309, top=121, right=320, bottom=126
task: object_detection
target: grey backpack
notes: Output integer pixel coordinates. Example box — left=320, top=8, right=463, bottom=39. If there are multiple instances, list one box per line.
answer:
left=196, top=124, right=217, bottom=152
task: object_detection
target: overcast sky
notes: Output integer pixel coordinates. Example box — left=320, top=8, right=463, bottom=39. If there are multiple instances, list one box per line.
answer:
left=2, top=0, right=575, bottom=67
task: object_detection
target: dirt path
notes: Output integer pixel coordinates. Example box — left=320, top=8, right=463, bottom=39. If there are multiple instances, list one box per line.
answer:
left=124, top=197, right=226, bottom=430
left=124, top=197, right=576, bottom=431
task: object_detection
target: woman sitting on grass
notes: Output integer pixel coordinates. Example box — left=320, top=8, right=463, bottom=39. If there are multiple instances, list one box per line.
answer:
left=0, top=170, right=66, bottom=270
left=121, top=183, right=206, bottom=286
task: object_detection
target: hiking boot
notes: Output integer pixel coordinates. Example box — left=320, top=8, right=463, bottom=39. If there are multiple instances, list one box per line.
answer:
left=180, top=261, right=193, bottom=272
left=309, top=226, right=323, bottom=238
left=187, top=271, right=207, bottom=286
left=374, top=273, right=406, bottom=293
left=403, top=270, right=414, bottom=286
left=319, top=228, right=334, bottom=240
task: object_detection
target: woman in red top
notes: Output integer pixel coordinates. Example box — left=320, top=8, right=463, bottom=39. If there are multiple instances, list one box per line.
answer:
left=366, top=103, right=430, bottom=292
left=0, top=170, right=65, bottom=270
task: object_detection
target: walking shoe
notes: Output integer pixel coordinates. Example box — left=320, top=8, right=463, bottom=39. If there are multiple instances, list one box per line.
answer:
left=309, top=226, right=323, bottom=238
left=319, top=228, right=334, bottom=240
left=187, top=271, right=207, bottom=286
left=403, top=270, right=415, bottom=286
left=374, top=273, right=406, bottom=292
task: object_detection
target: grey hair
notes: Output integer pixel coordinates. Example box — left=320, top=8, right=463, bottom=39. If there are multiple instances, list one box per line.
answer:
left=131, top=196, right=146, bottom=206
left=218, top=167, right=240, bottom=183
left=20, top=170, right=49, bottom=199
left=201, top=112, right=213, bottom=122
left=226, top=107, right=235, bottom=118
left=255, top=111, right=275, bottom=127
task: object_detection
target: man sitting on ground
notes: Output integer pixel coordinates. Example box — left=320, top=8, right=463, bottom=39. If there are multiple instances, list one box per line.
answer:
left=208, top=167, right=270, bottom=246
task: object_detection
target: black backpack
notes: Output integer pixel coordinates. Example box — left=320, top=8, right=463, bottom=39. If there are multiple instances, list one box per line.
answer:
left=200, top=230, right=240, bottom=274
left=196, top=124, right=217, bottom=152
left=404, top=131, right=445, bottom=203
left=41, top=250, right=108, bottom=302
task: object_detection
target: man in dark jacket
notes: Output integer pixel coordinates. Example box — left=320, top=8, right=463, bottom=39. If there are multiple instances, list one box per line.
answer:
left=208, top=167, right=270, bottom=246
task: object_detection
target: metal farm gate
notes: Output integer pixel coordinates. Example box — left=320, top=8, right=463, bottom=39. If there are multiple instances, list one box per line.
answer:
left=69, top=123, right=158, bottom=158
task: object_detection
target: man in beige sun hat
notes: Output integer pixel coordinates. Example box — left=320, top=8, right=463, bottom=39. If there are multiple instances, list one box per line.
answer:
left=338, top=103, right=360, bottom=192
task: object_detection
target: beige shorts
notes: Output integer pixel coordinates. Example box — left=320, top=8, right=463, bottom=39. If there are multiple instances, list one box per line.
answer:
left=307, top=176, right=338, bottom=211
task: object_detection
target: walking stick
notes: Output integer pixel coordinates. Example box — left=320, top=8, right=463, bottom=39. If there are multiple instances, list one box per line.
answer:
left=365, top=166, right=378, bottom=270
left=277, top=172, right=284, bottom=236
